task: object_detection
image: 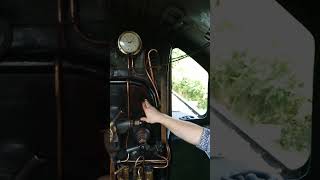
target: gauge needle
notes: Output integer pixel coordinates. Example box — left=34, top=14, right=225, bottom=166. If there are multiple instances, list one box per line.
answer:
left=128, top=37, right=134, bottom=43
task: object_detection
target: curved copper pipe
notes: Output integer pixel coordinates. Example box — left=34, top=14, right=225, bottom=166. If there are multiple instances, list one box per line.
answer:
left=147, top=49, right=157, bottom=81
left=145, top=49, right=160, bottom=104
left=153, top=155, right=169, bottom=169
left=119, top=145, right=170, bottom=166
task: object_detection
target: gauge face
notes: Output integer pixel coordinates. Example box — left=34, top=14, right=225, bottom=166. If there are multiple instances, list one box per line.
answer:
left=117, top=31, right=142, bottom=55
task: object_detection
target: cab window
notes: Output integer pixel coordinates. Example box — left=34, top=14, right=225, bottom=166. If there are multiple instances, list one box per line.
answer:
left=212, top=0, right=313, bottom=172
left=171, top=48, right=208, bottom=120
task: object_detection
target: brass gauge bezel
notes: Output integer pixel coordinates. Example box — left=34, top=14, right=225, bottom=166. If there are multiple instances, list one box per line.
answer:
left=117, top=31, right=142, bottom=55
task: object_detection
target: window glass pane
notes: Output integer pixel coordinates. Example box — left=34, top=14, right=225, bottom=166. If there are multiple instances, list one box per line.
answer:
left=171, top=48, right=208, bottom=120
left=212, top=0, right=313, bottom=170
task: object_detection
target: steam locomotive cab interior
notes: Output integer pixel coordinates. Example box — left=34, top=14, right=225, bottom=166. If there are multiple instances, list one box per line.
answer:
left=1, top=0, right=317, bottom=179
left=0, top=0, right=210, bottom=179
left=108, top=42, right=171, bottom=179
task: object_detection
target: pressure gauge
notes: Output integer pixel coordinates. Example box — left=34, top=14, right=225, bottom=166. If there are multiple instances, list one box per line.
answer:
left=117, top=31, right=142, bottom=55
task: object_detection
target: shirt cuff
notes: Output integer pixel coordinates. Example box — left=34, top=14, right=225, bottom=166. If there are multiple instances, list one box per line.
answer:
left=196, top=127, right=210, bottom=158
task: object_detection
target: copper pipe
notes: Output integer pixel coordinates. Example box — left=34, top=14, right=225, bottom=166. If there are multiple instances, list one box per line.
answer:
left=144, top=49, right=167, bottom=147
left=144, top=49, right=160, bottom=104
left=124, top=160, right=167, bottom=163
left=147, top=49, right=157, bottom=81
left=166, top=143, right=171, bottom=162
left=127, top=56, right=130, bottom=118
left=56, top=0, right=65, bottom=178
left=126, top=81, right=130, bottom=122
left=160, top=81, right=167, bottom=144
left=118, top=153, right=130, bottom=163
left=131, top=59, right=134, bottom=73
left=110, top=161, right=115, bottom=180
left=57, top=0, right=66, bottom=49
left=153, top=155, right=169, bottom=169
left=137, top=167, right=143, bottom=180
left=134, top=156, right=144, bottom=168
left=57, top=0, right=63, bottom=24
left=114, top=166, right=126, bottom=175
left=125, top=130, right=129, bottom=148
left=54, top=60, right=63, bottom=180
left=69, top=0, right=109, bottom=46
left=131, top=54, right=145, bottom=76
left=143, top=145, right=170, bottom=169
left=145, top=49, right=171, bottom=168
left=126, top=56, right=131, bottom=149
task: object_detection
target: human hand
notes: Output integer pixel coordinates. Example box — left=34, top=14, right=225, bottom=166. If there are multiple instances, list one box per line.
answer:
left=140, top=99, right=165, bottom=124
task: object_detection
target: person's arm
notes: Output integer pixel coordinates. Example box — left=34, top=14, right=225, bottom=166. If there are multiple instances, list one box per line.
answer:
left=140, top=99, right=204, bottom=146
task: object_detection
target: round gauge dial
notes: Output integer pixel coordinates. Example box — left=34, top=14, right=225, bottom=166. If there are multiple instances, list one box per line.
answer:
left=117, top=31, right=142, bottom=55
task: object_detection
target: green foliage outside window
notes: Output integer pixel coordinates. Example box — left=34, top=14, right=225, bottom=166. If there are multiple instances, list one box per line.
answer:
left=172, top=78, right=207, bottom=110
left=211, top=51, right=311, bottom=152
